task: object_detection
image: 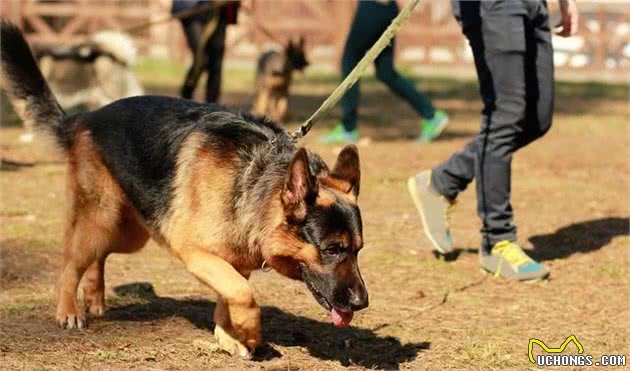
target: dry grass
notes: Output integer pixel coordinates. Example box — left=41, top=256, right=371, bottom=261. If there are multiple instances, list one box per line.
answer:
left=1, top=65, right=628, bottom=370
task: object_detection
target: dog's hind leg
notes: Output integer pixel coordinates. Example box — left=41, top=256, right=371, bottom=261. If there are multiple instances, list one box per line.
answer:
left=81, top=205, right=149, bottom=317
left=56, top=133, right=126, bottom=329
left=57, top=211, right=117, bottom=329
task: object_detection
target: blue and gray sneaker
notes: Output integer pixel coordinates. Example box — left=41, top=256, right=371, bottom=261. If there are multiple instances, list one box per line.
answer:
left=418, top=109, right=449, bottom=142
left=320, top=123, right=359, bottom=144
left=480, top=241, right=550, bottom=281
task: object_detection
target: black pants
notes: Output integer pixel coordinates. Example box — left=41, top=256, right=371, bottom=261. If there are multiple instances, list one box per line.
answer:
left=432, top=0, right=554, bottom=250
left=180, top=16, right=227, bottom=103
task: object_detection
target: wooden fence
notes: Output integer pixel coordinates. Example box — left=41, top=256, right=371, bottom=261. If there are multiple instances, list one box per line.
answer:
left=1, top=0, right=628, bottom=73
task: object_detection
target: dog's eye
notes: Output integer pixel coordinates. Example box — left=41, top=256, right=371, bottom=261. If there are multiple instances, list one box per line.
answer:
left=322, top=244, right=345, bottom=256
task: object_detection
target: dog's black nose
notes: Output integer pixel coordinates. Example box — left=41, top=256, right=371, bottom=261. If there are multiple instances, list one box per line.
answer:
left=348, top=286, right=369, bottom=311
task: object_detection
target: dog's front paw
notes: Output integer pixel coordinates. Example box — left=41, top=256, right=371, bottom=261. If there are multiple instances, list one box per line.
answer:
left=214, top=324, right=252, bottom=359
left=231, top=305, right=261, bottom=353
left=56, top=304, right=86, bottom=329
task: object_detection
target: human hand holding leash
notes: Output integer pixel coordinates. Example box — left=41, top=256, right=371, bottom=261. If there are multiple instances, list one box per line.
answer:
left=556, top=0, right=579, bottom=37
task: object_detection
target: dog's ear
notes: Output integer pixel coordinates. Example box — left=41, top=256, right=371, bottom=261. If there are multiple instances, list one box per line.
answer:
left=329, top=145, right=360, bottom=197
left=282, top=148, right=318, bottom=221
left=298, top=35, right=305, bottom=49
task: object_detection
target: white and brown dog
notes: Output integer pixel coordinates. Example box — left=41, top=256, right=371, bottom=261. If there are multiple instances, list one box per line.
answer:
left=15, top=30, right=143, bottom=142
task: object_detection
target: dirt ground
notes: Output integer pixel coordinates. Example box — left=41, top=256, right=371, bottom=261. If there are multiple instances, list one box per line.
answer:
left=1, top=65, right=628, bottom=370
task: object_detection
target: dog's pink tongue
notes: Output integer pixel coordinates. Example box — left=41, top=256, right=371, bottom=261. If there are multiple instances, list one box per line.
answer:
left=330, top=308, right=353, bottom=328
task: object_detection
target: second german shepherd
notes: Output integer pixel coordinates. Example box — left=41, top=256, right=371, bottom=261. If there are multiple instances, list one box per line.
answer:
left=0, top=22, right=367, bottom=359
left=252, top=37, right=308, bottom=123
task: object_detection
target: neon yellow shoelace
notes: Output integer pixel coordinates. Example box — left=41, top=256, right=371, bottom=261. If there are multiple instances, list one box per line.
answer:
left=493, top=241, right=531, bottom=267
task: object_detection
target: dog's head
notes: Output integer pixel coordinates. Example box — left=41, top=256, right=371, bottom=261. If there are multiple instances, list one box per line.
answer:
left=269, top=145, right=368, bottom=328
left=286, top=36, right=309, bottom=72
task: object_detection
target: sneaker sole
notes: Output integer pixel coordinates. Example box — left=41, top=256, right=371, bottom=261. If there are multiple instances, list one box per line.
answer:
left=479, top=267, right=550, bottom=282
left=407, top=176, right=454, bottom=255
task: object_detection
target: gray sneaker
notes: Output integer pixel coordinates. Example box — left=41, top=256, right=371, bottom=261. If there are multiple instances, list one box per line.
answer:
left=407, top=170, right=454, bottom=254
left=480, top=241, right=550, bottom=281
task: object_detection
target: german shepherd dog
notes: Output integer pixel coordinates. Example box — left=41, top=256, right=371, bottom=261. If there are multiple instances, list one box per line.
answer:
left=0, top=23, right=367, bottom=358
left=252, top=37, right=308, bottom=123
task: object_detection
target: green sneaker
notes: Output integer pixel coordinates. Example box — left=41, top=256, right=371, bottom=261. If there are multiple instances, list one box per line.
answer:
left=407, top=170, right=455, bottom=254
left=480, top=241, right=549, bottom=281
left=419, top=109, right=449, bottom=142
left=320, top=124, right=359, bottom=144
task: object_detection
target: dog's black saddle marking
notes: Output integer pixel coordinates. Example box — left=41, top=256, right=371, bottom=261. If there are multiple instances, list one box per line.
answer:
left=81, top=96, right=290, bottom=226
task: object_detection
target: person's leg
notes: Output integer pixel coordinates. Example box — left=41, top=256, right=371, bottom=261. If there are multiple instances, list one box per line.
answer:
left=472, top=2, right=552, bottom=280
left=321, top=2, right=378, bottom=143
left=408, top=2, right=488, bottom=254
left=518, top=0, right=554, bottom=148
left=434, top=2, right=531, bottom=250
left=340, top=37, right=362, bottom=132
left=476, top=1, right=555, bottom=251
left=474, top=11, right=530, bottom=250
left=180, top=20, right=203, bottom=99
left=204, top=18, right=227, bottom=103
left=411, top=1, right=550, bottom=280
left=374, top=43, right=435, bottom=119
left=338, top=1, right=388, bottom=133
left=431, top=140, right=477, bottom=198
left=431, top=1, right=490, bottom=200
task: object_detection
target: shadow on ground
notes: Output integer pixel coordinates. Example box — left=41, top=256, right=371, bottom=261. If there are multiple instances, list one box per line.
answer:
left=434, top=217, right=628, bottom=263
left=433, top=247, right=478, bottom=262
left=108, top=283, right=428, bottom=369
left=528, top=217, right=629, bottom=261
left=0, top=159, right=36, bottom=171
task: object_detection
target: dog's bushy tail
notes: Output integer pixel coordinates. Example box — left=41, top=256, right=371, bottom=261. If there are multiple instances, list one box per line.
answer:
left=1, top=21, right=68, bottom=149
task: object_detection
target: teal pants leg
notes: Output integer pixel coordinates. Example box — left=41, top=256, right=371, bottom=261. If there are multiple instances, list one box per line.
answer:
left=340, top=42, right=362, bottom=132
left=374, top=43, right=436, bottom=121
left=340, top=0, right=436, bottom=132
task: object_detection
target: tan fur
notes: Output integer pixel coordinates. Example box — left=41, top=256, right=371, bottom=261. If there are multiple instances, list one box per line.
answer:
left=253, top=80, right=289, bottom=123
left=316, top=188, right=337, bottom=207
left=57, top=130, right=149, bottom=329
left=320, top=176, right=358, bottom=204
